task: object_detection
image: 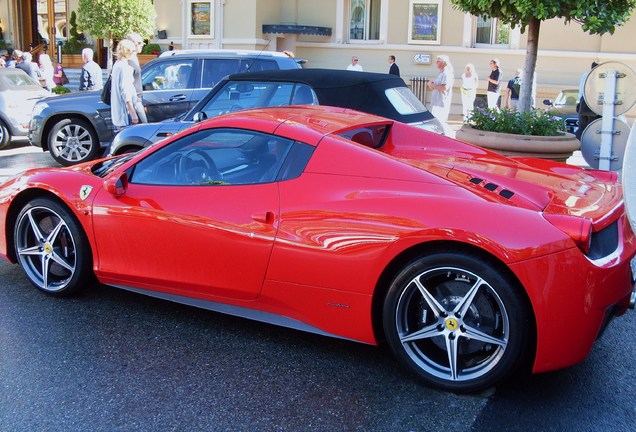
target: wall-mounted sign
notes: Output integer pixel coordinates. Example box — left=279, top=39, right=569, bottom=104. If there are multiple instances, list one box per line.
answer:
left=412, top=53, right=432, bottom=65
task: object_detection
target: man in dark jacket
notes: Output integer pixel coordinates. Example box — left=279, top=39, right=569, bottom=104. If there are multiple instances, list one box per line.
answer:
left=388, top=55, right=400, bottom=76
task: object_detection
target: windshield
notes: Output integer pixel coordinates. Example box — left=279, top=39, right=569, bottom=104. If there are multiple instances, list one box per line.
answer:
left=384, top=87, right=428, bottom=115
left=92, top=154, right=136, bottom=178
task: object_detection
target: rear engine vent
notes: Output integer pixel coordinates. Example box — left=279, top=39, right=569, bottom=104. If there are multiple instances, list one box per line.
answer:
left=588, top=220, right=619, bottom=260
left=499, top=190, right=515, bottom=199
left=484, top=183, right=498, bottom=191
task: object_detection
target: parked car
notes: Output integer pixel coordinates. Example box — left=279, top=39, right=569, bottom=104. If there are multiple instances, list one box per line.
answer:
left=543, top=89, right=579, bottom=134
left=3, top=105, right=635, bottom=393
left=28, top=50, right=301, bottom=166
left=109, top=69, right=444, bottom=156
left=0, top=68, right=51, bottom=149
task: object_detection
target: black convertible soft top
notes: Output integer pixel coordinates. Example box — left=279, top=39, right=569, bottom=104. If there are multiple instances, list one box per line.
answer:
left=224, top=68, right=434, bottom=124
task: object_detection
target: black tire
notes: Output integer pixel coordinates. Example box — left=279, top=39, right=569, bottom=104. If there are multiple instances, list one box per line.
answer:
left=14, top=197, right=93, bottom=296
left=48, top=118, right=100, bottom=166
left=383, top=250, right=531, bottom=393
left=0, top=121, right=11, bottom=149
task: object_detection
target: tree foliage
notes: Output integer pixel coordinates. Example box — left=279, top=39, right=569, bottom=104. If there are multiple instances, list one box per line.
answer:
left=450, top=0, right=635, bottom=34
left=77, top=0, right=157, bottom=41
left=450, top=0, right=636, bottom=112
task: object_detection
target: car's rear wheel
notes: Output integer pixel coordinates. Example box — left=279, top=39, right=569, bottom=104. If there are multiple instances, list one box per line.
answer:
left=14, top=197, right=93, bottom=296
left=0, top=120, right=11, bottom=149
left=48, top=118, right=100, bottom=166
left=383, top=251, right=531, bottom=393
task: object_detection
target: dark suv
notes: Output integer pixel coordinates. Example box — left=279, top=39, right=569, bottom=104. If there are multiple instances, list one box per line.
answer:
left=28, top=50, right=301, bottom=165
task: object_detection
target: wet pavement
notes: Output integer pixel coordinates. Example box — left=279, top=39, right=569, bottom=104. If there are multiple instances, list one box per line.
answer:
left=0, top=138, right=59, bottom=183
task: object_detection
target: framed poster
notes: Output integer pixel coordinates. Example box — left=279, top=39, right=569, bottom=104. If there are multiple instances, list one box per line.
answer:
left=190, top=1, right=213, bottom=37
left=408, top=0, right=442, bottom=45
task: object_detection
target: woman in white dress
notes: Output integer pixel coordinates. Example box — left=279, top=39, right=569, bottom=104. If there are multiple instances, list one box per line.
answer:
left=461, top=63, right=478, bottom=121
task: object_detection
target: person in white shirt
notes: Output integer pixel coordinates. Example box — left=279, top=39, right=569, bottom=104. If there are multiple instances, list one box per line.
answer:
left=460, top=63, right=478, bottom=120
left=346, top=56, right=363, bottom=71
left=110, top=40, right=139, bottom=131
left=79, top=48, right=103, bottom=91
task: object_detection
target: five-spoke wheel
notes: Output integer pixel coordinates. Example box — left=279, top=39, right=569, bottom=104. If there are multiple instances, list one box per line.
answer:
left=383, top=251, right=530, bottom=393
left=14, top=198, right=93, bottom=296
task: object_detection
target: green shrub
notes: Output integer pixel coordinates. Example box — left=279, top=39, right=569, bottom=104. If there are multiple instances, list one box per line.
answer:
left=62, top=11, right=91, bottom=54
left=52, top=85, right=72, bottom=95
left=141, top=43, right=161, bottom=55
left=468, top=107, right=566, bottom=136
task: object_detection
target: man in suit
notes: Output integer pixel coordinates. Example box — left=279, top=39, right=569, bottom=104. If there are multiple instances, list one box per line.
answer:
left=388, top=55, right=400, bottom=76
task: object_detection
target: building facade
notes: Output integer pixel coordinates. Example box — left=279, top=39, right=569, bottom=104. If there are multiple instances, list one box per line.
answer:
left=2, top=0, right=636, bottom=110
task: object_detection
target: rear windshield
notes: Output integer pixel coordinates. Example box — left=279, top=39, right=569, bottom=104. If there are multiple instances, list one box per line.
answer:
left=385, top=87, right=427, bottom=115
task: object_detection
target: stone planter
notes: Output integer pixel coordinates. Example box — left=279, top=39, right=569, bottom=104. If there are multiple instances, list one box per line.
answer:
left=456, top=125, right=580, bottom=162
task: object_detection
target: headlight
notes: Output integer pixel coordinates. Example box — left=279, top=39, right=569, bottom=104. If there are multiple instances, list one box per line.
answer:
left=31, top=102, right=49, bottom=117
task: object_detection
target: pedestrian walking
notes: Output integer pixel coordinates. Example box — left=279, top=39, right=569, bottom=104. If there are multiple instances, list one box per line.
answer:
left=79, top=48, right=103, bottom=91
left=428, top=55, right=454, bottom=124
left=126, top=33, right=148, bottom=123
left=388, top=55, right=400, bottom=76
left=110, top=39, right=139, bottom=131
left=460, top=63, right=478, bottom=120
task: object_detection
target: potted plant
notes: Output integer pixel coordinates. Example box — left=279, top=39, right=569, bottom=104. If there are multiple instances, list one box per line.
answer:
left=137, top=42, right=161, bottom=65
left=455, top=107, right=580, bottom=162
left=60, top=11, right=92, bottom=68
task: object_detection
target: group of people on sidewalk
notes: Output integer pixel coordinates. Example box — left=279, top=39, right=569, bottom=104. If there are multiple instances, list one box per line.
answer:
left=0, top=48, right=67, bottom=92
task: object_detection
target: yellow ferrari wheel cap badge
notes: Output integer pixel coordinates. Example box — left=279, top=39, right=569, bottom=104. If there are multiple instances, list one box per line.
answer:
left=43, top=243, right=52, bottom=254
left=445, top=317, right=459, bottom=331
left=80, top=185, right=93, bottom=201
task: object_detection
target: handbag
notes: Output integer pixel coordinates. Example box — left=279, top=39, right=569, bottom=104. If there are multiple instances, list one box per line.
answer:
left=101, top=75, right=112, bottom=105
left=61, top=70, right=69, bottom=85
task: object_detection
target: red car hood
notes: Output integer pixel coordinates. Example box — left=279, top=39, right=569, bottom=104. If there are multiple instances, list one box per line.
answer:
left=383, top=139, right=623, bottom=228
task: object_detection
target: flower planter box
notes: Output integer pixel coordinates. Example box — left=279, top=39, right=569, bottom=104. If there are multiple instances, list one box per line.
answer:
left=60, top=54, right=84, bottom=68
left=456, top=125, right=580, bottom=162
left=137, top=54, right=158, bottom=66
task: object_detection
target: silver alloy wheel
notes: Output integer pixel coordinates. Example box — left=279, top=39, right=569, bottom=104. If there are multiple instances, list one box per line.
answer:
left=395, top=267, right=509, bottom=383
left=50, top=120, right=97, bottom=164
left=15, top=205, right=77, bottom=292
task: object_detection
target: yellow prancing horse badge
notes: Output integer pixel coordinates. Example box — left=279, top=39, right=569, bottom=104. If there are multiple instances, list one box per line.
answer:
left=445, top=317, right=459, bottom=331
left=79, top=185, right=93, bottom=201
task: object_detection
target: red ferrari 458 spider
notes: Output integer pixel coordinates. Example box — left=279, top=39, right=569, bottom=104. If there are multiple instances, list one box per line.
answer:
left=1, top=106, right=634, bottom=392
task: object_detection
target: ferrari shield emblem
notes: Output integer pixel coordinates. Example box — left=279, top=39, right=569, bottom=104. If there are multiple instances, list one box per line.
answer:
left=79, top=185, right=93, bottom=201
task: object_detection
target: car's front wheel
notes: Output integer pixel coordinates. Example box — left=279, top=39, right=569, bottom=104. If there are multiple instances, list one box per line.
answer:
left=0, top=120, right=11, bottom=149
left=48, top=118, right=100, bottom=166
left=383, top=250, right=531, bottom=393
left=14, top=197, right=93, bottom=296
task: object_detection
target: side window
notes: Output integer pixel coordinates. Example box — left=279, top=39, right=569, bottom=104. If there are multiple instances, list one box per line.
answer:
left=129, top=128, right=296, bottom=186
left=243, top=59, right=279, bottom=72
left=199, top=82, right=315, bottom=117
left=142, top=59, right=195, bottom=90
left=201, top=59, right=241, bottom=88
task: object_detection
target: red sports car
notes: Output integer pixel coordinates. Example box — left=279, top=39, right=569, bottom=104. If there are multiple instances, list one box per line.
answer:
left=1, top=106, right=634, bottom=392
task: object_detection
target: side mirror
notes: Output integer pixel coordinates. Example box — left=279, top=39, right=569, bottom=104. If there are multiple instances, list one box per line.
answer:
left=193, top=111, right=208, bottom=123
left=543, top=99, right=553, bottom=106
left=104, top=172, right=129, bottom=197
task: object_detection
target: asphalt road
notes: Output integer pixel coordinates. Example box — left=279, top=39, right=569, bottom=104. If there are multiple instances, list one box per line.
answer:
left=1, top=140, right=634, bottom=431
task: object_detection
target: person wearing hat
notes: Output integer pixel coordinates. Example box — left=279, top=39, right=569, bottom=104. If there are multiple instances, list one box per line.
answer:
left=487, top=58, right=503, bottom=110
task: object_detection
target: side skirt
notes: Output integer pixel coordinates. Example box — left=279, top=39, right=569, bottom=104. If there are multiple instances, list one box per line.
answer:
left=110, top=284, right=359, bottom=343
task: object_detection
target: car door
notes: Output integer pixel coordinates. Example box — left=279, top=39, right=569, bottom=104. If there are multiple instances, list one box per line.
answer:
left=91, top=127, right=295, bottom=301
left=141, top=58, right=199, bottom=122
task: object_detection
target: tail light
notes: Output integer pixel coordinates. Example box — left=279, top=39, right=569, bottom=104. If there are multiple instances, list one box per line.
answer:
left=543, top=213, right=593, bottom=254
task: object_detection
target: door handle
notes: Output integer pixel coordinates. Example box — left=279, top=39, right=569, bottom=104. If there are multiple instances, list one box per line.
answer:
left=169, top=94, right=187, bottom=101
left=251, top=211, right=275, bottom=224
